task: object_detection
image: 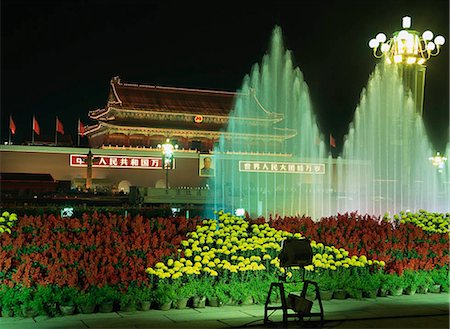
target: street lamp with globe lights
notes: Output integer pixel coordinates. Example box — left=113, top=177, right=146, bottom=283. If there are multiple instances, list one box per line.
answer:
left=158, top=138, right=178, bottom=191
left=368, top=16, right=446, bottom=115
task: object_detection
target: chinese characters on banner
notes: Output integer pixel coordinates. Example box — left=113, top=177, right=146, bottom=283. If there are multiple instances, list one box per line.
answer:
left=70, top=154, right=175, bottom=169
left=239, top=161, right=325, bottom=174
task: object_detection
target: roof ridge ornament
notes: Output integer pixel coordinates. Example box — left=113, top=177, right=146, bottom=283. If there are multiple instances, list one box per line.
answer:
left=249, top=88, right=284, bottom=122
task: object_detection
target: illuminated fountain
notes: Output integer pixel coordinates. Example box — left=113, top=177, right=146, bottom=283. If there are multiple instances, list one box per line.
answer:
left=208, top=19, right=448, bottom=219
left=335, top=63, right=449, bottom=215
left=209, top=26, right=329, bottom=218
left=336, top=16, right=449, bottom=215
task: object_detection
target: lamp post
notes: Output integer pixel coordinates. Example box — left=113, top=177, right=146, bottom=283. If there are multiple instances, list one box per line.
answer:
left=368, top=16, right=446, bottom=115
left=429, top=152, right=447, bottom=173
left=158, top=138, right=178, bottom=191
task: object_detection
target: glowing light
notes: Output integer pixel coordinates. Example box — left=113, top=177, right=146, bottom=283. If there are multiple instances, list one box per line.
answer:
left=406, top=57, right=416, bottom=64
left=398, top=30, right=409, bottom=39
left=422, top=30, right=433, bottom=40
left=381, top=43, right=390, bottom=52
left=402, top=16, right=411, bottom=28
left=235, top=208, right=246, bottom=217
left=434, top=35, right=445, bottom=46
left=427, top=42, right=436, bottom=51
left=369, top=16, right=446, bottom=66
left=429, top=152, right=447, bottom=172
left=61, top=207, right=74, bottom=218
left=369, top=39, right=379, bottom=48
left=376, top=33, right=387, bottom=43
left=417, top=58, right=426, bottom=65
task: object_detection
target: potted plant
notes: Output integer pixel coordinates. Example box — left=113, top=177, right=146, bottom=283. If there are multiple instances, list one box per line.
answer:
left=119, top=288, right=137, bottom=312
left=378, top=273, right=390, bottom=297
left=361, top=272, right=380, bottom=299
left=207, top=282, right=230, bottom=307
left=134, top=285, right=153, bottom=311
left=332, top=269, right=350, bottom=300
left=97, top=286, right=119, bottom=313
left=227, top=281, right=245, bottom=306
left=346, top=274, right=364, bottom=299
left=1, top=285, right=18, bottom=317
left=175, top=281, right=196, bottom=309
left=403, top=270, right=419, bottom=295
left=55, top=286, right=78, bottom=316
left=192, top=277, right=213, bottom=308
left=429, top=269, right=443, bottom=293
left=74, top=288, right=98, bottom=314
left=154, top=282, right=176, bottom=310
left=385, top=274, right=405, bottom=296
left=34, top=285, right=58, bottom=317
left=317, top=271, right=337, bottom=300
left=417, top=271, right=433, bottom=294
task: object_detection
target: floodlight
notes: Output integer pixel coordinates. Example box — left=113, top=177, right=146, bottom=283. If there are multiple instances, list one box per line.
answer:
left=279, top=238, right=313, bottom=267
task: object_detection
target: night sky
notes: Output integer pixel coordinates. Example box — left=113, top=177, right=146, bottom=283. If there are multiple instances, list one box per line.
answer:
left=2, top=0, right=449, bottom=153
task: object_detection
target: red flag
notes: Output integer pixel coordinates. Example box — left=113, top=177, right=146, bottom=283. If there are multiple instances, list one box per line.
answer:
left=56, top=117, right=64, bottom=135
left=329, top=133, right=336, bottom=148
left=78, top=119, right=85, bottom=136
left=33, top=116, right=40, bottom=135
left=9, top=115, right=16, bottom=135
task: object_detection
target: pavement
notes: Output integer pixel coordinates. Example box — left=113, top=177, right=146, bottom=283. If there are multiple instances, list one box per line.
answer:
left=0, top=292, right=448, bottom=329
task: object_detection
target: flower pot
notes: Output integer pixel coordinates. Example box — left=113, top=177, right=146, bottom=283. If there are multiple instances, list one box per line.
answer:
left=429, top=284, right=441, bottom=293
left=79, top=303, right=96, bottom=314
left=240, top=296, right=254, bottom=305
left=207, top=296, right=223, bottom=307
left=59, top=305, right=76, bottom=316
left=99, top=301, right=114, bottom=313
left=363, top=289, right=378, bottom=298
left=120, top=303, right=137, bottom=312
left=319, top=290, right=333, bottom=301
left=137, top=301, right=151, bottom=311
left=1, top=308, right=14, bottom=317
left=192, top=296, right=206, bottom=308
left=404, top=287, right=416, bottom=295
left=333, top=289, right=347, bottom=300
left=158, top=301, right=172, bottom=311
left=348, top=290, right=363, bottom=299
left=22, top=306, right=39, bottom=318
left=225, top=297, right=236, bottom=306
left=389, top=287, right=403, bottom=296
left=378, top=288, right=388, bottom=297
left=175, top=298, right=189, bottom=309
left=416, top=286, right=429, bottom=294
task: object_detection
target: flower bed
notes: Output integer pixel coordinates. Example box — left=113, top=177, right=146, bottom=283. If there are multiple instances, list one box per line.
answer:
left=263, top=212, right=449, bottom=275
left=0, top=210, right=448, bottom=317
left=146, top=212, right=386, bottom=306
left=0, top=211, right=201, bottom=316
left=0, top=211, right=18, bottom=234
left=384, top=210, right=450, bottom=234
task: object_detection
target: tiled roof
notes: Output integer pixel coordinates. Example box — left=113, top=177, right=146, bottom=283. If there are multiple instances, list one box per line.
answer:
left=110, top=77, right=236, bottom=115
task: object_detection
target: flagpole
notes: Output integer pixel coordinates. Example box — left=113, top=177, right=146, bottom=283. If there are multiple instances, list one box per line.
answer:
left=55, top=117, right=58, bottom=145
left=8, top=116, right=11, bottom=144
left=77, top=119, right=80, bottom=147
left=32, top=116, right=35, bottom=144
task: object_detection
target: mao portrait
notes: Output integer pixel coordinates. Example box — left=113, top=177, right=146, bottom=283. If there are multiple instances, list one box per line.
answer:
left=199, top=155, right=215, bottom=177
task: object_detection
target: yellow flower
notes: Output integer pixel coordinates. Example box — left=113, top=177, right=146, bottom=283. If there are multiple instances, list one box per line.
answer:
left=172, top=272, right=183, bottom=279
